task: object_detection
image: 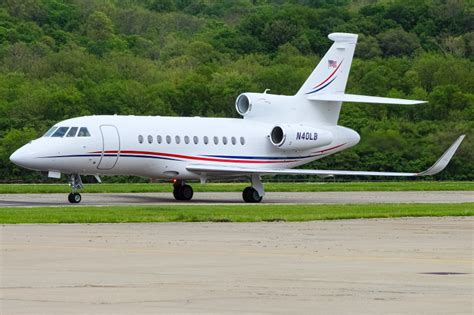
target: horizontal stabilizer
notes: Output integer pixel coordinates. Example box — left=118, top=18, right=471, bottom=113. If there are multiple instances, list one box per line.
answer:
left=307, top=93, right=426, bottom=105
left=187, top=135, right=465, bottom=178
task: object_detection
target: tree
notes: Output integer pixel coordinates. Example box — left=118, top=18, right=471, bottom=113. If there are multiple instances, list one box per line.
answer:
left=355, top=34, right=382, bottom=59
left=86, top=11, right=114, bottom=41
left=377, top=28, right=421, bottom=57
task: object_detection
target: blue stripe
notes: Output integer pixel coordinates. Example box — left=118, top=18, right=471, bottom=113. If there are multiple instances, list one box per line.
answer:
left=39, top=154, right=102, bottom=158
left=306, top=77, right=337, bottom=95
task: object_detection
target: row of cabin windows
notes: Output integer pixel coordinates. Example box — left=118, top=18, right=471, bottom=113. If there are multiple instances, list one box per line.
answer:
left=43, top=126, right=91, bottom=138
left=138, top=135, right=246, bottom=146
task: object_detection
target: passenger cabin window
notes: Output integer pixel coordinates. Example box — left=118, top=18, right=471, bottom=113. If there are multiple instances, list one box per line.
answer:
left=51, top=127, right=69, bottom=138
left=204, top=136, right=209, bottom=145
left=213, top=136, right=219, bottom=145
left=157, top=135, right=162, bottom=144
left=184, top=136, right=190, bottom=144
left=193, top=136, right=199, bottom=144
left=166, top=135, right=171, bottom=144
left=240, top=137, right=245, bottom=145
left=77, top=127, right=91, bottom=137
left=148, top=135, right=153, bottom=144
left=222, top=136, right=228, bottom=145
left=138, top=135, right=144, bottom=144
left=175, top=136, right=181, bottom=144
left=66, top=127, right=78, bottom=137
left=231, top=137, right=237, bottom=145
left=43, top=127, right=58, bottom=137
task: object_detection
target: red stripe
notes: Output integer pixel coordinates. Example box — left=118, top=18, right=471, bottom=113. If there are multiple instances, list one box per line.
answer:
left=314, top=60, right=343, bottom=88
left=312, top=143, right=346, bottom=154
left=92, top=144, right=345, bottom=164
left=99, top=150, right=297, bottom=164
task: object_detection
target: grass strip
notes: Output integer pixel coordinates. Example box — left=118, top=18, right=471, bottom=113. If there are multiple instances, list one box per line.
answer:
left=0, top=181, right=472, bottom=194
left=0, top=203, right=472, bottom=224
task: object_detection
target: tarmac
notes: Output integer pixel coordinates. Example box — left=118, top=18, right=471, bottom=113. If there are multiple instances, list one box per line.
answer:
left=0, top=190, right=473, bottom=206
left=1, top=217, right=473, bottom=314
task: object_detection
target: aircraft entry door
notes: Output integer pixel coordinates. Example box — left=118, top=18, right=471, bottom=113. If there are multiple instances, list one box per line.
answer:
left=97, top=125, right=120, bottom=170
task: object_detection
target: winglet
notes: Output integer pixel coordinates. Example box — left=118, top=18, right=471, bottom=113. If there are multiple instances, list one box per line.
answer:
left=418, top=135, right=465, bottom=176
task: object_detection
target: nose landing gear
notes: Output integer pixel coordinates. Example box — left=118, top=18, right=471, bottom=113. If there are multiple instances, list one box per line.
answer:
left=173, top=180, right=194, bottom=201
left=68, top=174, right=83, bottom=204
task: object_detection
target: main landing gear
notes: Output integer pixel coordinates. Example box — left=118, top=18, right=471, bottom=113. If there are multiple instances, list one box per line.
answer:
left=171, top=176, right=264, bottom=203
left=242, top=175, right=264, bottom=203
left=173, top=180, right=194, bottom=201
left=68, top=174, right=83, bottom=204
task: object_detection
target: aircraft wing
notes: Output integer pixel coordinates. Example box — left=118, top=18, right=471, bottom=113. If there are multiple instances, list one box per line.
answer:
left=187, top=135, right=465, bottom=177
left=307, top=93, right=426, bottom=105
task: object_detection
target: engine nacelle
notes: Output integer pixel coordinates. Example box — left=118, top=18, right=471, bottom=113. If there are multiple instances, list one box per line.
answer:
left=235, top=92, right=293, bottom=119
left=235, top=93, right=252, bottom=116
left=269, top=124, right=333, bottom=151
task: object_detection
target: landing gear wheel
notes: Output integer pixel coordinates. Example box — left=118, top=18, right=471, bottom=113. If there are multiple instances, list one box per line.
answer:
left=181, top=185, right=193, bottom=201
left=68, top=192, right=81, bottom=204
left=242, top=186, right=262, bottom=203
left=173, top=184, right=193, bottom=201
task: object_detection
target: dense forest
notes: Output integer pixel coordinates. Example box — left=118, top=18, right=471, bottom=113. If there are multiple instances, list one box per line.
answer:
left=0, top=0, right=472, bottom=182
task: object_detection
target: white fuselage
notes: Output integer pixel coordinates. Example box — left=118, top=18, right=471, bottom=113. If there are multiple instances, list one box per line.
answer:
left=11, top=115, right=360, bottom=180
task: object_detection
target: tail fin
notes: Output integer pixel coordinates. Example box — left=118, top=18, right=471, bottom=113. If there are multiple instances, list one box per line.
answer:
left=296, top=33, right=357, bottom=96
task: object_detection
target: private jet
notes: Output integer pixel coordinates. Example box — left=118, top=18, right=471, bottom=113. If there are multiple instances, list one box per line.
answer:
left=10, top=33, right=465, bottom=203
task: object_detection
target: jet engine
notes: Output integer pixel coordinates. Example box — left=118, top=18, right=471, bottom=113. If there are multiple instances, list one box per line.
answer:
left=235, top=93, right=252, bottom=116
left=269, top=124, right=333, bottom=151
left=235, top=92, right=293, bottom=120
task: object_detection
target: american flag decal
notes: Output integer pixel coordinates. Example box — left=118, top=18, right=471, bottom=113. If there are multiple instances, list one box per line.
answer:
left=328, top=60, right=337, bottom=68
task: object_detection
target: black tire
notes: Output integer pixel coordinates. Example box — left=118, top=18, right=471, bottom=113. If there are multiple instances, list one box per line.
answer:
left=242, top=187, right=262, bottom=203
left=242, top=187, right=253, bottom=202
left=181, top=185, right=193, bottom=201
left=68, top=193, right=75, bottom=203
left=73, top=193, right=81, bottom=203
left=173, top=185, right=193, bottom=201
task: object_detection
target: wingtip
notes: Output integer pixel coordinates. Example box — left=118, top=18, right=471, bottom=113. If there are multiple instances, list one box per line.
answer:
left=418, top=135, right=465, bottom=176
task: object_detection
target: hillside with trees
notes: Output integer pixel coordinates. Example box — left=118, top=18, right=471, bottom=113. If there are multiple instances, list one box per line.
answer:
left=0, top=0, right=472, bottom=181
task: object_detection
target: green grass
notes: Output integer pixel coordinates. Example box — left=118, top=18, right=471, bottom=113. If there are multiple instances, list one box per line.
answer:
left=0, top=181, right=472, bottom=194
left=0, top=203, right=472, bottom=224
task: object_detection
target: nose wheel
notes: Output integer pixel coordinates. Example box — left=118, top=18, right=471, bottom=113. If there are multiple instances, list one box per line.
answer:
left=68, top=192, right=82, bottom=204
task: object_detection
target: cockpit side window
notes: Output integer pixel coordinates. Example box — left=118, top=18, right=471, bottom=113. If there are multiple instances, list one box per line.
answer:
left=66, top=127, right=78, bottom=137
left=77, top=127, right=91, bottom=137
left=51, top=127, right=69, bottom=138
left=43, top=127, right=58, bottom=137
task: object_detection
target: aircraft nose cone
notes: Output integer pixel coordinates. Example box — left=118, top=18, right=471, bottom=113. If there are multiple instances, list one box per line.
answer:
left=9, top=144, right=38, bottom=169
left=10, top=148, right=26, bottom=166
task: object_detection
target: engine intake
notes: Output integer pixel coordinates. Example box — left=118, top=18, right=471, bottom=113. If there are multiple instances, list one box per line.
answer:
left=269, top=124, right=333, bottom=151
left=235, top=94, right=251, bottom=116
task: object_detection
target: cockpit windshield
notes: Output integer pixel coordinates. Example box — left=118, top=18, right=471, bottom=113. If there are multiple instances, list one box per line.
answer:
left=66, top=127, right=78, bottom=137
left=43, top=126, right=91, bottom=138
left=51, top=127, right=69, bottom=137
left=43, top=126, right=58, bottom=137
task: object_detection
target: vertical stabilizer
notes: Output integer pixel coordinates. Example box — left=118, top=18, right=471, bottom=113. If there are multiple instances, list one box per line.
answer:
left=296, top=33, right=357, bottom=96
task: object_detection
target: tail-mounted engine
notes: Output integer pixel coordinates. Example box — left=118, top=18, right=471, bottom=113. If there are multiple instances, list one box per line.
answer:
left=269, top=124, right=333, bottom=151
left=235, top=94, right=252, bottom=116
left=235, top=93, right=293, bottom=120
